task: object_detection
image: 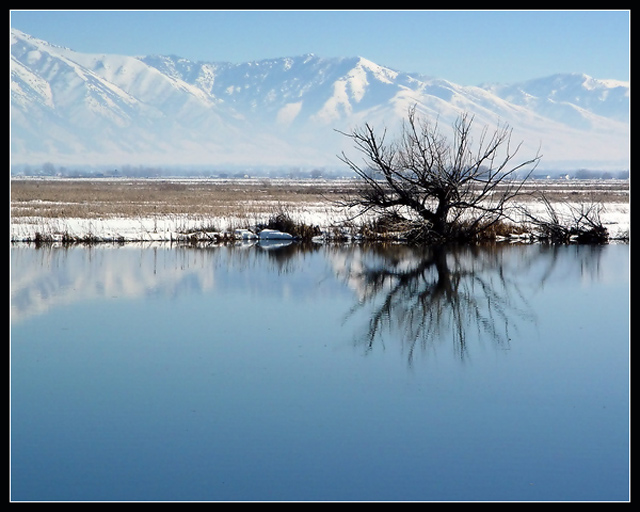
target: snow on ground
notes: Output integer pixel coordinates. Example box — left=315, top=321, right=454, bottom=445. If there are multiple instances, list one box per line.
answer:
left=9, top=206, right=345, bottom=243
left=10, top=179, right=630, bottom=243
left=9, top=201, right=629, bottom=243
left=516, top=199, right=630, bottom=240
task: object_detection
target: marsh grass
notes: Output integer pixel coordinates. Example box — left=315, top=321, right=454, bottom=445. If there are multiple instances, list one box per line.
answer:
left=260, top=207, right=322, bottom=240
left=518, top=193, right=611, bottom=243
left=10, top=178, right=344, bottom=219
left=11, top=178, right=629, bottom=245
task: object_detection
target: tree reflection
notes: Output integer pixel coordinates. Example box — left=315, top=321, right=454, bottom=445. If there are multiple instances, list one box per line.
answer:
left=337, top=244, right=537, bottom=364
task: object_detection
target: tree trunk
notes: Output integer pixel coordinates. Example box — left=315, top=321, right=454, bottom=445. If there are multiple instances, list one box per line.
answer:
left=432, top=198, right=450, bottom=237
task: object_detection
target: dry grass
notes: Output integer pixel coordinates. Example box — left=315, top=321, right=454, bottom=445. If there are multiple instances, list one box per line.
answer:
left=10, top=177, right=629, bottom=244
left=10, top=178, right=350, bottom=220
left=11, top=177, right=629, bottom=220
left=510, top=179, right=629, bottom=204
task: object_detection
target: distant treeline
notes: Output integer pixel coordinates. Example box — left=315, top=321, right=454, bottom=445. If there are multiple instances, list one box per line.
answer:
left=9, top=163, right=348, bottom=179
left=532, top=169, right=630, bottom=180
left=10, top=163, right=629, bottom=180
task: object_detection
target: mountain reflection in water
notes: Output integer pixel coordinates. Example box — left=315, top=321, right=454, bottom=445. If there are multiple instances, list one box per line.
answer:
left=11, top=242, right=619, bottom=364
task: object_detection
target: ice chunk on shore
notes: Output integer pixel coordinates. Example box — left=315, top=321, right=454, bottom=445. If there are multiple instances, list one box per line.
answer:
left=235, top=229, right=258, bottom=240
left=258, top=229, right=293, bottom=240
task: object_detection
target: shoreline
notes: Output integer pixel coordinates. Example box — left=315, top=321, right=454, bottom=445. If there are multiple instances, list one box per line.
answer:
left=10, top=177, right=630, bottom=245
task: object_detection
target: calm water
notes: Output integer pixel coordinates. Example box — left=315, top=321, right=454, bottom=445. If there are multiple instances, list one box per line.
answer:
left=10, top=242, right=629, bottom=502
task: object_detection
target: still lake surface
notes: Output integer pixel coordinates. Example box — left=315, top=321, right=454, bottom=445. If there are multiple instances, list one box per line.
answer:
left=11, top=242, right=629, bottom=502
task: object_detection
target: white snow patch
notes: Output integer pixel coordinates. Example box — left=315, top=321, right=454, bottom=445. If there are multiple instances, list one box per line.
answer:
left=258, top=229, right=294, bottom=240
left=276, top=101, right=303, bottom=126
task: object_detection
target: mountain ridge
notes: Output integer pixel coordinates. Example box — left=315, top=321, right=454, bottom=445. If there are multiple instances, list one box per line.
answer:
left=10, top=28, right=629, bottom=171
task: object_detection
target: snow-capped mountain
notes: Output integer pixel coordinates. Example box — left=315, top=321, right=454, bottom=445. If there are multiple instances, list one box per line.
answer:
left=10, top=28, right=629, bottom=171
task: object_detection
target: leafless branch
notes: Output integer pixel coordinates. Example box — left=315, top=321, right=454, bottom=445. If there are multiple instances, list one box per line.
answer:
left=337, top=107, right=542, bottom=242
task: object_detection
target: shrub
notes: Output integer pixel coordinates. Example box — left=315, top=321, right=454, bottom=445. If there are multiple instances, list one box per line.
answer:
left=262, top=208, right=321, bottom=241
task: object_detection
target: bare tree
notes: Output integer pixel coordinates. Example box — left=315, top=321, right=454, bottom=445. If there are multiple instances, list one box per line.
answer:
left=337, top=107, right=541, bottom=242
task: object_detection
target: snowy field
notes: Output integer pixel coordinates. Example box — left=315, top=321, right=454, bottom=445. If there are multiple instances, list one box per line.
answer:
left=10, top=177, right=630, bottom=243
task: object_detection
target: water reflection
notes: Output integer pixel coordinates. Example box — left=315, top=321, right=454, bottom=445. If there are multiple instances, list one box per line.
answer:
left=335, top=245, right=536, bottom=362
left=10, top=242, right=629, bottom=501
left=11, top=242, right=624, bottom=364
left=333, top=243, right=618, bottom=364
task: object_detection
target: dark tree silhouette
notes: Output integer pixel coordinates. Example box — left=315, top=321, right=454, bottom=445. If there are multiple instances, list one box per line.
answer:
left=337, top=244, right=537, bottom=365
left=338, top=107, right=542, bottom=242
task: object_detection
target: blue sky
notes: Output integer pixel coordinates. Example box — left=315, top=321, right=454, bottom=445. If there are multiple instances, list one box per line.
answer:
left=10, top=10, right=630, bottom=85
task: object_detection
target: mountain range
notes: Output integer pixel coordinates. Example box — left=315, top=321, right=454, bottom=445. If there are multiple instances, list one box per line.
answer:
left=10, top=28, right=629, bottom=172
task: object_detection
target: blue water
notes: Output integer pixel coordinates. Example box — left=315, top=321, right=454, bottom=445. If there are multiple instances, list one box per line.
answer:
left=10, top=243, right=629, bottom=501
